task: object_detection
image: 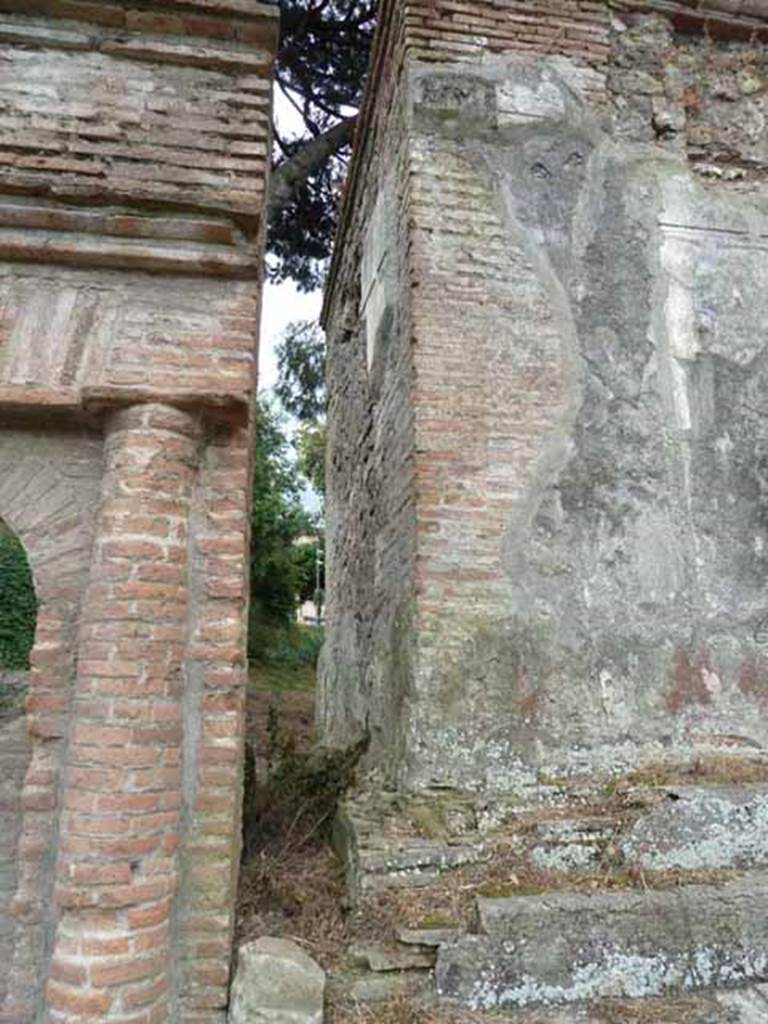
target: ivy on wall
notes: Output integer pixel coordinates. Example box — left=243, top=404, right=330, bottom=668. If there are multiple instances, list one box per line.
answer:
left=0, top=527, right=37, bottom=670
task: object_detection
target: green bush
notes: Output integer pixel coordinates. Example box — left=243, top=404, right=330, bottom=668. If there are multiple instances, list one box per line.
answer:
left=266, top=625, right=324, bottom=668
left=0, top=529, right=37, bottom=670
left=248, top=399, right=314, bottom=658
left=242, top=702, right=366, bottom=860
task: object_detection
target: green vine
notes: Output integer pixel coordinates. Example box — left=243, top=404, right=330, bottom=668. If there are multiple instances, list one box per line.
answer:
left=0, top=529, right=37, bottom=670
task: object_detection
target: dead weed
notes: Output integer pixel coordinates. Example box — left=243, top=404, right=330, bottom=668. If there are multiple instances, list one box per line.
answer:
left=237, top=680, right=366, bottom=970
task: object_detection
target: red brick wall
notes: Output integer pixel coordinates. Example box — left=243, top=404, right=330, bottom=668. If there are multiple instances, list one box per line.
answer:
left=0, top=0, right=272, bottom=214
left=0, top=1, right=276, bottom=1020
left=403, top=0, right=611, bottom=66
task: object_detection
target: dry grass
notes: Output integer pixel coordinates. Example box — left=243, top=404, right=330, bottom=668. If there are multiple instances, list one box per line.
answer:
left=615, top=753, right=768, bottom=791
left=326, top=997, right=521, bottom=1024
left=327, top=994, right=740, bottom=1024
left=237, top=665, right=359, bottom=971
left=237, top=844, right=350, bottom=969
left=327, top=995, right=428, bottom=1024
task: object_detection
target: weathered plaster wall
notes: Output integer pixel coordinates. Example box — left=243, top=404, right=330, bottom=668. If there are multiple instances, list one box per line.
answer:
left=0, top=2, right=276, bottom=1021
left=322, top=0, right=768, bottom=792
left=405, top=61, right=768, bottom=791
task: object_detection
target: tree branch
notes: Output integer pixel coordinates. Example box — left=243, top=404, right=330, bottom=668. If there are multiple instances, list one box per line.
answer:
left=268, top=115, right=357, bottom=218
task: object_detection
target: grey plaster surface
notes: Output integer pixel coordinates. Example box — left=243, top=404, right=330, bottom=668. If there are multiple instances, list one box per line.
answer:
left=404, top=59, right=768, bottom=791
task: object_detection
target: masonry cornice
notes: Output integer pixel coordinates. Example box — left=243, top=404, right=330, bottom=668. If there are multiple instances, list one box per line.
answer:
left=613, top=0, right=768, bottom=23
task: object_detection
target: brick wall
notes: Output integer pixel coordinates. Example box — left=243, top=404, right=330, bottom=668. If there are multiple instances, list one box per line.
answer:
left=323, top=0, right=768, bottom=790
left=0, top=1, right=272, bottom=213
left=0, top=707, right=28, bottom=1012
left=319, top=2, right=419, bottom=765
left=0, top=1, right=277, bottom=1020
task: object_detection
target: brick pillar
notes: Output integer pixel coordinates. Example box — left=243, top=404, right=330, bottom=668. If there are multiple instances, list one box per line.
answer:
left=46, top=404, right=200, bottom=1024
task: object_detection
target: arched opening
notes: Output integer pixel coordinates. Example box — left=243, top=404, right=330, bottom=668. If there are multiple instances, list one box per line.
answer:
left=0, top=518, right=37, bottom=1010
left=0, top=516, right=37, bottom=671
left=0, top=432, right=103, bottom=1022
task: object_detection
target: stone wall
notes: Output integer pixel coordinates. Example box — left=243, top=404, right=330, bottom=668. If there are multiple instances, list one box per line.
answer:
left=0, top=3, right=277, bottom=1021
left=322, top=0, right=768, bottom=792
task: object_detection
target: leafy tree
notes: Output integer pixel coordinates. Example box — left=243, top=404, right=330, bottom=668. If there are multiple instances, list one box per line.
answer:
left=274, top=319, right=327, bottom=503
left=296, top=421, right=326, bottom=498
left=268, top=1, right=376, bottom=290
left=0, top=524, right=37, bottom=670
left=275, top=320, right=326, bottom=422
left=249, top=399, right=313, bottom=655
left=293, top=538, right=322, bottom=606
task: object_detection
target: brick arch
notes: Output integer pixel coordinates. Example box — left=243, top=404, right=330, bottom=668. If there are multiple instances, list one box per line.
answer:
left=0, top=432, right=102, bottom=1022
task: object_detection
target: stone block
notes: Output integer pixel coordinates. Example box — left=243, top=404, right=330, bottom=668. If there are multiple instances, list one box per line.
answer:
left=619, top=786, right=768, bottom=872
left=435, top=873, right=768, bottom=1010
left=347, top=942, right=435, bottom=972
left=396, top=926, right=461, bottom=947
left=229, top=938, right=325, bottom=1024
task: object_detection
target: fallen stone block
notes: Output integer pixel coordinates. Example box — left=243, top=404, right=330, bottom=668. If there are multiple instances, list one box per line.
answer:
left=229, top=937, right=325, bottom=1024
left=396, top=925, right=461, bottom=947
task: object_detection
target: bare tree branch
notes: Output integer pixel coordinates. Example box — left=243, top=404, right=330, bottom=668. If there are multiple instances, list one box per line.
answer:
left=267, top=115, right=356, bottom=218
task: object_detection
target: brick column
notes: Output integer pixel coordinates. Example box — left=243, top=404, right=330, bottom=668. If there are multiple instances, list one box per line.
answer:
left=46, top=404, right=200, bottom=1024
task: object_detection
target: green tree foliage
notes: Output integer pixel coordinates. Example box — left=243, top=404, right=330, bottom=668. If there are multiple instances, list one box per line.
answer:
left=275, top=321, right=326, bottom=422
left=293, top=539, right=321, bottom=606
left=275, top=320, right=327, bottom=504
left=0, top=525, right=37, bottom=670
left=249, top=399, right=314, bottom=656
left=269, top=1, right=376, bottom=290
left=296, top=421, right=326, bottom=499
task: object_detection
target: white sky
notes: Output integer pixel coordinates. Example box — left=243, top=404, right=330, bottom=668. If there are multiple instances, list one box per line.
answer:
left=258, top=91, right=324, bottom=514
left=258, top=91, right=322, bottom=398
left=258, top=280, right=322, bottom=394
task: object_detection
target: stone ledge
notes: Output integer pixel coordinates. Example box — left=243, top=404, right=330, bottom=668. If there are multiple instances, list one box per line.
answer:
left=0, top=227, right=261, bottom=279
left=0, top=385, right=250, bottom=426
left=0, top=199, right=243, bottom=249
left=82, top=385, right=250, bottom=425
left=612, top=0, right=768, bottom=35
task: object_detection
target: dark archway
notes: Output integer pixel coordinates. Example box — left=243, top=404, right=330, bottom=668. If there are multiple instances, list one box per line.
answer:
left=0, top=519, right=36, bottom=1010
left=0, top=518, right=37, bottom=671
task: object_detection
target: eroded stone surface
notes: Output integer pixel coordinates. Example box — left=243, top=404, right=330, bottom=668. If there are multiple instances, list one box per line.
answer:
left=620, top=786, right=768, bottom=872
left=437, top=875, right=768, bottom=1010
